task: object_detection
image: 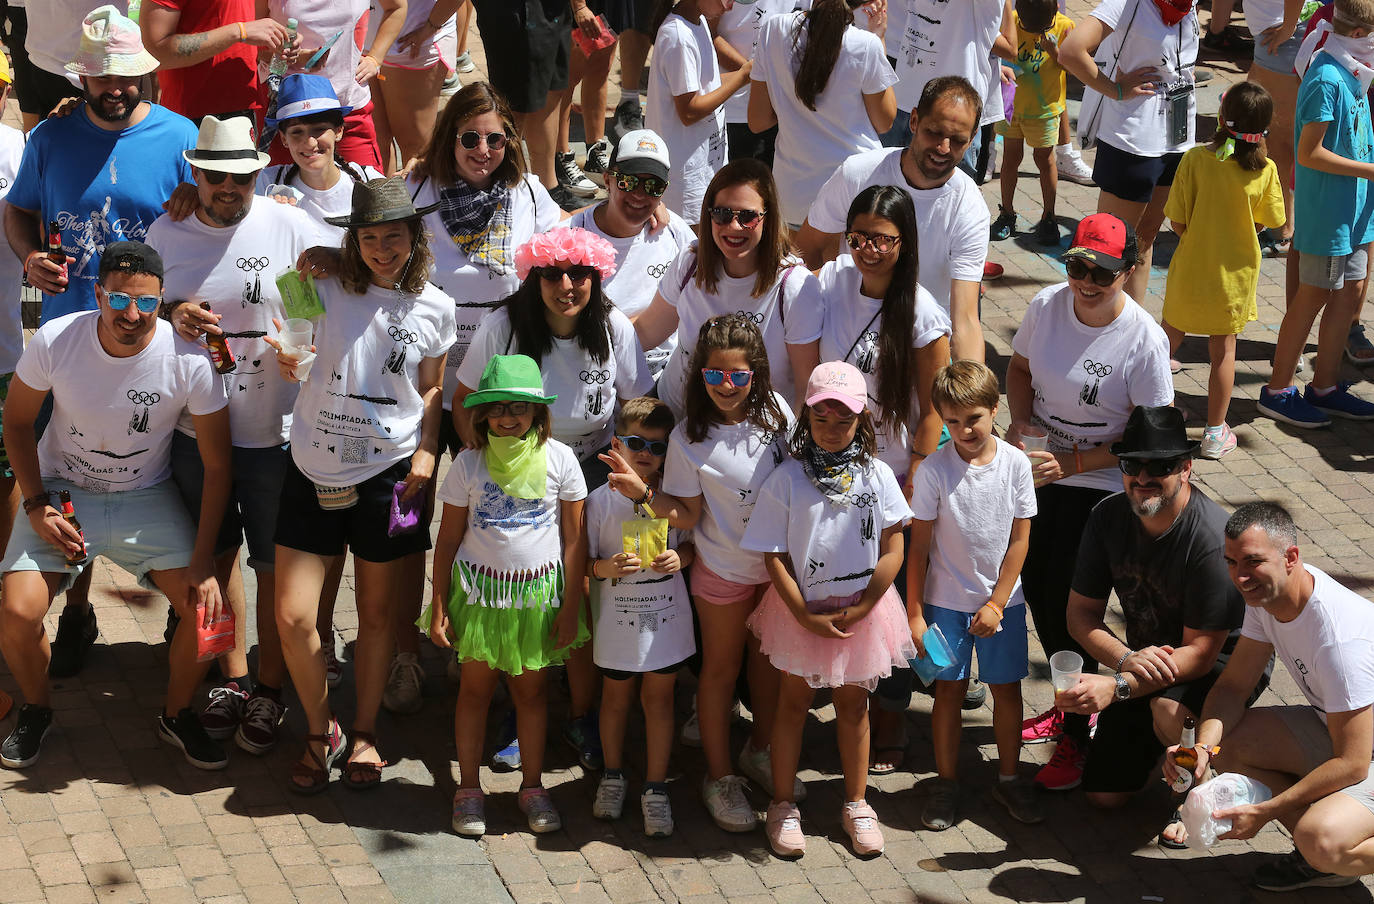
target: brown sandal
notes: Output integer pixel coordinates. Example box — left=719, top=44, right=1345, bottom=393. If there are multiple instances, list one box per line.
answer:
left=343, top=730, right=387, bottom=790
left=289, top=720, right=344, bottom=795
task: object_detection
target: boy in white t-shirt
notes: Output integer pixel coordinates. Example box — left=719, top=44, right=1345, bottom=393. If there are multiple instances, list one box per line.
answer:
left=908, top=361, right=1041, bottom=831
left=587, top=397, right=696, bottom=838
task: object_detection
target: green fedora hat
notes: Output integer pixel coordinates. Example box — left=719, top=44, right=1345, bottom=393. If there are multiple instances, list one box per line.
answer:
left=463, top=354, right=558, bottom=408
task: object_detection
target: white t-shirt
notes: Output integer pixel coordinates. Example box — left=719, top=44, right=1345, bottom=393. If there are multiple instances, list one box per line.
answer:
left=17, top=313, right=227, bottom=492
left=21, top=0, right=102, bottom=80
left=255, top=163, right=386, bottom=239
left=661, top=401, right=793, bottom=585
left=1089, top=0, right=1198, bottom=156
left=568, top=205, right=695, bottom=375
left=656, top=251, right=824, bottom=417
left=455, top=306, right=653, bottom=462
left=145, top=201, right=326, bottom=447
left=0, top=124, right=27, bottom=374
left=890, top=0, right=1006, bottom=121
left=647, top=13, right=728, bottom=219
left=716, top=0, right=794, bottom=124
left=375, top=0, right=455, bottom=69
left=1010, top=283, right=1174, bottom=492
left=407, top=173, right=562, bottom=408
left=817, top=256, right=949, bottom=477
left=289, top=279, right=457, bottom=486
left=743, top=456, right=911, bottom=602
left=438, top=438, right=586, bottom=577
left=1243, top=0, right=1287, bottom=34
left=1241, top=565, right=1374, bottom=743
left=808, top=148, right=989, bottom=314
left=265, top=0, right=372, bottom=109
left=586, top=483, right=696, bottom=672
left=755, top=12, right=898, bottom=225
left=909, top=438, right=1036, bottom=613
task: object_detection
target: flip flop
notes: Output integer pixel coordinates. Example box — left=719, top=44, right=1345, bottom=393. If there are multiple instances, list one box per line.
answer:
left=868, top=744, right=907, bottom=775
left=1158, top=807, right=1188, bottom=850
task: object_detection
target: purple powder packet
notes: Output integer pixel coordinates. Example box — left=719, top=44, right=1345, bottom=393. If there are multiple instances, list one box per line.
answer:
left=388, top=482, right=422, bottom=536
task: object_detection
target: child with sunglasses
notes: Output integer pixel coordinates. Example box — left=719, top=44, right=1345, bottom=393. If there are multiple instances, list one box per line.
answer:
left=584, top=397, right=696, bottom=837
left=570, top=130, right=696, bottom=378
left=428, top=354, right=590, bottom=838
left=741, top=361, right=916, bottom=859
left=606, top=315, right=800, bottom=833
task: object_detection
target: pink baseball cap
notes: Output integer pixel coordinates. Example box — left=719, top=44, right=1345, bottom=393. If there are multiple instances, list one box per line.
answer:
left=805, top=361, right=866, bottom=414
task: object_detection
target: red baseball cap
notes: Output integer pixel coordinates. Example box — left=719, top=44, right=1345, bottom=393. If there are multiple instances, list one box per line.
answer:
left=1064, top=213, right=1137, bottom=271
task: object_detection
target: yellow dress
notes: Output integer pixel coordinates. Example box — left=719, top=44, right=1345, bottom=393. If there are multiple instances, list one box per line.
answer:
left=1162, top=146, right=1286, bottom=336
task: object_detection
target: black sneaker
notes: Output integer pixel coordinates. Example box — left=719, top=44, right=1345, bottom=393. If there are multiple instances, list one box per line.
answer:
left=200, top=681, right=249, bottom=740
left=48, top=605, right=98, bottom=678
left=584, top=138, right=611, bottom=175
left=1033, top=217, right=1060, bottom=247
left=1252, top=850, right=1360, bottom=892
left=990, top=209, right=1016, bottom=241
left=548, top=183, right=584, bottom=214
left=158, top=707, right=228, bottom=770
left=1201, top=25, right=1254, bottom=54
left=556, top=151, right=598, bottom=198
left=0, top=704, right=53, bottom=769
left=609, top=99, right=644, bottom=144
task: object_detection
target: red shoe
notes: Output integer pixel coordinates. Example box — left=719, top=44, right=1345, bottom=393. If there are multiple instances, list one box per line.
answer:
left=983, top=261, right=1004, bottom=280
left=1035, top=735, right=1086, bottom=791
left=1021, top=707, right=1062, bottom=744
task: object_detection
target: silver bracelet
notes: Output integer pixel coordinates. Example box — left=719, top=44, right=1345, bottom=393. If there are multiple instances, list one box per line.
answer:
left=1115, top=649, right=1132, bottom=672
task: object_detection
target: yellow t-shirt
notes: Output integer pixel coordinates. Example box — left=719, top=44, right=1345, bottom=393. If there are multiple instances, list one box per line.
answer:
left=1010, top=12, right=1074, bottom=121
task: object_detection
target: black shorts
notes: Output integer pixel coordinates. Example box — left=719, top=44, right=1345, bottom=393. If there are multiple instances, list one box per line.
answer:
left=587, top=0, right=657, bottom=34
left=1082, top=662, right=1270, bottom=794
left=274, top=457, right=432, bottom=564
left=599, top=657, right=688, bottom=681
left=439, top=409, right=464, bottom=460
left=1093, top=140, right=1184, bottom=205
left=472, top=0, right=570, bottom=113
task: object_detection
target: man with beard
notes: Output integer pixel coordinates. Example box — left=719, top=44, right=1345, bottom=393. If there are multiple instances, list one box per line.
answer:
left=144, top=115, right=327, bottom=756
left=1058, top=406, right=1264, bottom=838
left=5, top=5, right=197, bottom=323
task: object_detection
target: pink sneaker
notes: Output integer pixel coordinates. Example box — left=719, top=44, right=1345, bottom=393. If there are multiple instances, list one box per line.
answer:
left=1021, top=707, right=1062, bottom=744
left=1035, top=735, right=1086, bottom=791
left=765, top=801, right=805, bottom=858
left=841, top=801, right=884, bottom=856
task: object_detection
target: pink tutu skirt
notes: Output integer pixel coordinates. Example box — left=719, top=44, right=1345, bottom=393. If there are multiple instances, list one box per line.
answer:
left=747, top=585, right=917, bottom=690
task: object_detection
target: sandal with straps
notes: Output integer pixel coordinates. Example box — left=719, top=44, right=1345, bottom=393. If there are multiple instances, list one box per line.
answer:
left=289, top=720, right=344, bottom=796
left=343, top=730, right=388, bottom=790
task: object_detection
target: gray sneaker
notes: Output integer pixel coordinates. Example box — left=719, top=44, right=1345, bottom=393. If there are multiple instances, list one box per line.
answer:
left=921, top=778, right=959, bottom=831
left=990, top=777, right=1044, bottom=824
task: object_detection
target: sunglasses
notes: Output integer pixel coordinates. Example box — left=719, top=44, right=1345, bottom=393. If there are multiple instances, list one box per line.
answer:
left=708, top=206, right=766, bottom=228
left=458, top=130, right=507, bottom=150
left=701, top=368, right=753, bottom=387
left=1065, top=257, right=1123, bottom=287
left=104, top=291, right=161, bottom=313
left=486, top=401, right=531, bottom=418
left=845, top=230, right=901, bottom=255
left=612, top=172, right=668, bottom=198
left=1118, top=457, right=1186, bottom=477
left=200, top=169, right=256, bottom=186
left=533, top=264, right=596, bottom=283
left=810, top=400, right=858, bottom=422
left=616, top=434, right=668, bottom=456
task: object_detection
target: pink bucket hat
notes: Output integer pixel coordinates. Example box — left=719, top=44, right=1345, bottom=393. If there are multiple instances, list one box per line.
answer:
left=65, top=5, right=160, bottom=78
left=805, top=361, right=867, bottom=414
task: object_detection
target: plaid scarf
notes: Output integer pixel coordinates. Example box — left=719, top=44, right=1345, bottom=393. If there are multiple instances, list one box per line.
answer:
left=438, top=180, right=514, bottom=275
left=799, top=439, right=863, bottom=506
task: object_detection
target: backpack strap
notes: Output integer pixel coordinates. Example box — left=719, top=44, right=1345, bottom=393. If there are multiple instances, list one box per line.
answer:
left=678, top=242, right=699, bottom=293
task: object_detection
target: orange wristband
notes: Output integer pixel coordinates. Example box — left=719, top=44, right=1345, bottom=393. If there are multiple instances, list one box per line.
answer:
left=238, top=22, right=247, bottom=41
left=1073, top=443, right=1083, bottom=475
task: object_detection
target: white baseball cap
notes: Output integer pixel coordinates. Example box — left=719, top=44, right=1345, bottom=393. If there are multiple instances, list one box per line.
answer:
left=609, top=129, right=670, bottom=181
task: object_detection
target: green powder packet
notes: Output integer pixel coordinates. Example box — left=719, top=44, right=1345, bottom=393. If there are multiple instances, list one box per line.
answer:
left=275, top=268, right=325, bottom=320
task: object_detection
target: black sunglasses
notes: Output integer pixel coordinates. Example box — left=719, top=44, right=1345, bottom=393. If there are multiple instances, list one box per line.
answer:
left=708, top=206, right=766, bottom=228
left=458, top=130, right=507, bottom=150
left=201, top=169, right=256, bottom=186
left=616, top=434, right=668, bottom=456
left=533, top=264, right=596, bottom=283
left=1065, top=257, right=1123, bottom=287
left=1119, top=457, right=1186, bottom=477
left=612, top=171, right=668, bottom=198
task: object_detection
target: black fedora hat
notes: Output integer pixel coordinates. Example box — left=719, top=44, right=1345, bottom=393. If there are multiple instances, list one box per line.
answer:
left=323, top=177, right=438, bottom=229
left=1109, top=406, right=1201, bottom=460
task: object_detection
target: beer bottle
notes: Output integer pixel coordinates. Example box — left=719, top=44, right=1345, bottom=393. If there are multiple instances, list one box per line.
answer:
left=1170, top=716, right=1199, bottom=793
left=46, top=221, right=65, bottom=265
left=57, top=491, right=87, bottom=566
left=200, top=302, right=236, bottom=375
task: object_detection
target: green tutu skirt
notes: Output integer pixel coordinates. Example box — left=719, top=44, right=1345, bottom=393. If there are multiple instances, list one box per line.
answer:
left=419, top=560, right=590, bottom=675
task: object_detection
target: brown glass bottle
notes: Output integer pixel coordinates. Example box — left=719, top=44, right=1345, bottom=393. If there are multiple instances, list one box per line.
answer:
left=46, top=220, right=65, bottom=265
left=1170, top=716, right=1198, bottom=793
left=200, top=302, right=236, bottom=374
left=58, top=490, right=87, bottom=566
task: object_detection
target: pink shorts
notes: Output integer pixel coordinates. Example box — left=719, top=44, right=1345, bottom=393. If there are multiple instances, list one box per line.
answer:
left=691, top=560, right=767, bottom=606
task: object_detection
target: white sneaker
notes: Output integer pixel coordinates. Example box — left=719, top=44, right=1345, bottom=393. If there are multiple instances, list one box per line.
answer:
left=593, top=772, right=628, bottom=820
left=382, top=652, right=424, bottom=714
left=556, top=152, right=598, bottom=198
left=1200, top=423, right=1237, bottom=459
left=1055, top=143, right=1096, bottom=186
left=680, top=704, right=702, bottom=747
left=641, top=787, right=674, bottom=838
left=701, top=775, right=756, bottom=832
left=737, top=741, right=806, bottom=802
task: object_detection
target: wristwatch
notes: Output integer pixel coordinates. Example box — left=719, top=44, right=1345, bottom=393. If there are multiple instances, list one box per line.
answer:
left=1113, top=673, right=1131, bottom=701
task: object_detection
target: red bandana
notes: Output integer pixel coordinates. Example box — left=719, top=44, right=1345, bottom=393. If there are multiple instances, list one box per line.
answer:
left=1151, top=0, right=1195, bottom=26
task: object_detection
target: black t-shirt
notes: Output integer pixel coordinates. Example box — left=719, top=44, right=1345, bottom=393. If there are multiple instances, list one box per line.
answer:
left=1072, top=487, right=1244, bottom=653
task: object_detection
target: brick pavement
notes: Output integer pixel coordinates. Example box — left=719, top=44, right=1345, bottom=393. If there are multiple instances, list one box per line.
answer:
left=4, top=2, right=1374, bottom=901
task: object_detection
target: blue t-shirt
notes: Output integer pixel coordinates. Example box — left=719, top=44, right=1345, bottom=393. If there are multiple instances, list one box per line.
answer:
left=8, top=104, right=196, bottom=322
left=1293, top=53, right=1374, bottom=257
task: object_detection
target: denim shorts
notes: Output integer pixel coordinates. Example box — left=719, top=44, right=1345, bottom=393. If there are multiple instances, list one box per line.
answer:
left=1253, top=29, right=1303, bottom=76
left=922, top=602, right=1029, bottom=685
left=170, top=430, right=290, bottom=569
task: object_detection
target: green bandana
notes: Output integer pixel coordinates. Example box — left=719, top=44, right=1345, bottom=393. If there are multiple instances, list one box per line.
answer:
left=485, top=430, right=547, bottom=500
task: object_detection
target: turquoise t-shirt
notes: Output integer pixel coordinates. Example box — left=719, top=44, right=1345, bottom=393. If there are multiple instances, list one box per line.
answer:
left=1293, top=53, right=1374, bottom=257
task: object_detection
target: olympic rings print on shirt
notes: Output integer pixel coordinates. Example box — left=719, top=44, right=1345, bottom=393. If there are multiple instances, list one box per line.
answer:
left=580, top=369, right=611, bottom=385
left=236, top=256, right=270, bottom=271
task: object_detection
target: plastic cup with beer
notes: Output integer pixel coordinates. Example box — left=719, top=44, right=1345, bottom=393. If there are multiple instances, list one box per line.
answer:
left=1049, top=650, right=1083, bottom=708
left=1021, top=425, right=1049, bottom=455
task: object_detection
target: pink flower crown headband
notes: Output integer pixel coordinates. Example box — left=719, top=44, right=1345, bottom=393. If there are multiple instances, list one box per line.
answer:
left=515, top=227, right=619, bottom=281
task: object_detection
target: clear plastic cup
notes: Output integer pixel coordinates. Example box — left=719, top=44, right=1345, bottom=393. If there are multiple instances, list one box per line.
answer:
left=1021, top=425, right=1048, bottom=454
left=1049, top=650, right=1083, bottom=705
left=277, top=319, right=316, bottom=381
